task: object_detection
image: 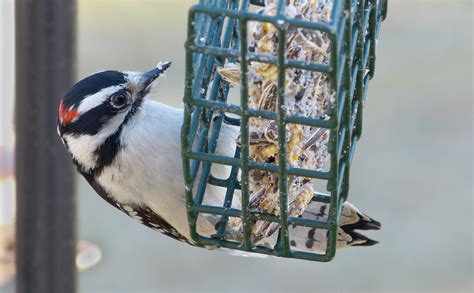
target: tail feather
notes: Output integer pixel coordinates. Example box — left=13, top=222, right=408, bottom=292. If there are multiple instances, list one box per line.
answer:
left=339, top=201, right=381, bottom=230
left=215, top=200, right=380, bottom=258
left=342, top=229, right=379, bottom=247
left=287, top=201, right=381, bottom=253
left=204, top=200, right=380, bottom=256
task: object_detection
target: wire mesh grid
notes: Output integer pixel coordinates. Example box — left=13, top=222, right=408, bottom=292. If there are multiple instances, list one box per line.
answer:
left=181, top=0, right=387, bottom=261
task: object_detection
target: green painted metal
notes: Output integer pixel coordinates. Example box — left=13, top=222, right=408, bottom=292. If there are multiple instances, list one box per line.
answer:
left=182, top=0, right=387, bottom=262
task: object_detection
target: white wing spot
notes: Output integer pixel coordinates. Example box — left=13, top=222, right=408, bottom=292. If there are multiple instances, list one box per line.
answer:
left=131, top=215, right=142, bottom=221
left=123, top=205, right=134, bottom=212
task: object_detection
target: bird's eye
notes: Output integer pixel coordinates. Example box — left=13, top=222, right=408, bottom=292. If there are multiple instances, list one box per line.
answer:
left=110, top=92, right=129, bottom=108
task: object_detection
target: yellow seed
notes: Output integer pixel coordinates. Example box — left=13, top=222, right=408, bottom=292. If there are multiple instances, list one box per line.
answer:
left=259, top=41, right=273, bottom=54
left=261, top=144, right=278, bottom=158
left=259, top=64, right=278, bottom=80
left=256, top=62, right=271, bottom=72
left=263, top=23, right=270, bottom=33
left=249, top=145, right=257, bottom=155
left=263, top=23, right=275, bottom=34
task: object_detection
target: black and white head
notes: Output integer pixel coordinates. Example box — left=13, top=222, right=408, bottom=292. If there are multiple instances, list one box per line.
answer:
left=57, top=62, right=171, bottom=174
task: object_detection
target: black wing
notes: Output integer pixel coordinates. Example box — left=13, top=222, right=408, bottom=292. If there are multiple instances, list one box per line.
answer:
left=81, top=172, right=196, bottom=246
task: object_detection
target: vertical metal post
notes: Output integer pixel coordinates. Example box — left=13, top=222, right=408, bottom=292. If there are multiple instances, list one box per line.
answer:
left=15, top=0, right=77, bottom=292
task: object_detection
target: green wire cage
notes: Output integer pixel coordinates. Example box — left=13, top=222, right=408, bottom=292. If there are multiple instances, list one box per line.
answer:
left=181, top=0, right=387, bottom=262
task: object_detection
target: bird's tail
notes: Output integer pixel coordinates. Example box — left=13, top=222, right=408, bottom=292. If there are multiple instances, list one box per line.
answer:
left=218, top=201, right=380, bottom=258
left=286, top=201, right=381, bottom=253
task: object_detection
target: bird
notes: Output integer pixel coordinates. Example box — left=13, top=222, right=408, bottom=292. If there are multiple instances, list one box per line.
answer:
left=57, top=62, right=380, bottom=256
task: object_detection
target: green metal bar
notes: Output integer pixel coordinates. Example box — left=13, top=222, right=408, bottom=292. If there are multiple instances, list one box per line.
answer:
left=188, top=5, right=226, bottom=185
left=349, top=101, right=358, bottom=138
left=336, top=53, right=347, bottom=92
left=182, top=7, right=199, bottom=243
left=250, top=212, right=279, bottom=223
left=354, top=0, right=367, bottom=139
left=351, top=0, right=359, bottom=24
left=286, top=167, right=333, bottom=180
left=190, top=5, right=335, bottom=34
left=349, top=133, right=358, bottom=163
left=337, top=90, right=346, bottom=126
left=337, top=163, right=347, bottom=192
left=363, top=39, right=371, bottom=70
left=188, top=107, right=202, bottom=158
left=250, top=0, right=264, bottom=6
left=192, top=98, right=242, bottom=114
left=350, top=29, right=359, bottom=64
left=340, top=0, right=354, bottom=203
left=350, top=64, right=359, bottom=98
left=382, top=0, right=388, bottom=20
left=276, top=24, right=290, bottom=256
left=215, top=148, right=241, bottom=239
left=192, top=1, right=214, bottom=69
left=192, top=1, right=231, bottom=187
left=362, top=72, right=371, bottom=102
left=312, top=192, right=332, bottom=203
left=284, top=114, right=335, bottom=128
left=330, top=0, right=343, bottom=27
left=190, top=127, right=208, bottom=176
left=288, top=217, right=331, bottom=230
left=324, top=0, right=349, bottom=260
left=336, top=16, right=347, bottom=58
left=194, top=87, right=228, bottom=205
left=285, top=60, right=332, bottom=73
left=248, top=108, right=278, bottom=120
left=191, top=44, right=332, bottom=73
left=368, top=0, right=378, bottom=78
left=207, top=176, right=228, bottom=188
left=193, top=205, right=241, bottom=217
left=238, top=15, right=252, bottom=251
left=191, top=104, right=338, bottom=128
left=248, top=160, right=278, bottom=172
left=189, top=152, right=241, bottom=167
left=191, top=105, right=337, bottom=129
left=337, top=127, right=347, bottom=159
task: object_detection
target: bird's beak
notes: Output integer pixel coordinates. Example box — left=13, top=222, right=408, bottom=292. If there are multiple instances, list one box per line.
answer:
left=138, top=61, right=172, bottom=96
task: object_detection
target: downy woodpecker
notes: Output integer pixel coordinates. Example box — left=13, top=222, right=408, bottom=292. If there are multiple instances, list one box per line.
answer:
left=57, top=62, right=380, bottom=255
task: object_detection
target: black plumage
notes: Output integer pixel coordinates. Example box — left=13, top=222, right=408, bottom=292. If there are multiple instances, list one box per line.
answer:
left=81, top=172, right=194, bottom=245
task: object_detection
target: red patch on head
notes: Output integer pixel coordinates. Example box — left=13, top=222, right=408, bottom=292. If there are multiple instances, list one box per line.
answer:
left=59, top=99, right=80, bottom=126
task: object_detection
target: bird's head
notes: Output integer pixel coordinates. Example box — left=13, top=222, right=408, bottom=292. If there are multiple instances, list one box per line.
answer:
left=57, top=62, right=171, bottom=173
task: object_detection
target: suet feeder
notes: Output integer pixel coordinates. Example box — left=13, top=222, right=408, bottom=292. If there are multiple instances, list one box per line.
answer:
left=181, top=0, right=387, bottom=262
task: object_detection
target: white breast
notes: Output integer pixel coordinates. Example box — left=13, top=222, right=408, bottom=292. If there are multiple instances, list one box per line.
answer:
left=96, top=99, right=241, bottom=239
left=94, top=100, right=191, bottom=235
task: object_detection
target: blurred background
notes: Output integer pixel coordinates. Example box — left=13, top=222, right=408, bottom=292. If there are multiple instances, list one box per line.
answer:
left=1, top=0, right=472, bottom=292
